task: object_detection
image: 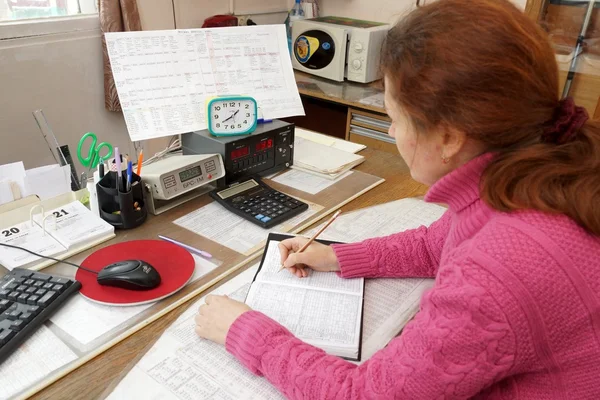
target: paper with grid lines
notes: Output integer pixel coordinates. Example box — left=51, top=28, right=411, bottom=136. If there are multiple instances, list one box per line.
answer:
left=245, top=240, right=364, bottom=359
left=107, top=198, right=445, bottom=399
left=105, top=25, right=304, bottom=141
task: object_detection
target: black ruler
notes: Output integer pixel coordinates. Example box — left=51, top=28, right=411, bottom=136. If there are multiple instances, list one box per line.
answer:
left=58, top=145, right=81, bottom=191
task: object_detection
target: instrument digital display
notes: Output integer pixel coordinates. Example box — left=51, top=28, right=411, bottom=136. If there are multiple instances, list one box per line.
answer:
left=179, top=166, right=202, bottom=182
left=231, top=146, right=250, bottom=160
left=256, top=139, right=273, bottom=152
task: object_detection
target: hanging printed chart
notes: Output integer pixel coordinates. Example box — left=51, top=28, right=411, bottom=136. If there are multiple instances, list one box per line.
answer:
left=104, top=25, right=305, bottom=141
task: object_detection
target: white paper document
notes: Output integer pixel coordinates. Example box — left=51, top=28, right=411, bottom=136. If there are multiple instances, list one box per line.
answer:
left=108, top=263, right=433, bottom=398
left=0, top=325, right=78, bottom=400
left=0, top=162, right=26, bottom=202
left=107, top=267, right=285, bottom=400
left=361, top=278, right=433, bottom=360
left=246, top=240, right=363, bottom=359
left=0, top=162, right=25, bottom=186
left=50, top=295, right=153, bottom=347
left=305, top=198, right=447, bottom=243
left=0, top=180, right=16, bottom=206
left=272, top=169, right=353, bottom=195
left=293, top=137, right=364, bottom=177
left=0, top=221, right=66, bottom=270
left=23, top=164, right=71, bottom=201
left=295, top=128, right=366, bottom=154
left=105, top=25, right=305, bottom=141
left=33, top=201, right=114, bottom=249
left=108, top=198, right=446, bottom=398
left=173, top=201, right=322, bottom=255
left=50, top=255, right=219, bottom=346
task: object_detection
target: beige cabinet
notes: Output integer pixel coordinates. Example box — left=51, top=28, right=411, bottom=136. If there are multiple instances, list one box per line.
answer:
left=345, top=109, right=397, bottom=154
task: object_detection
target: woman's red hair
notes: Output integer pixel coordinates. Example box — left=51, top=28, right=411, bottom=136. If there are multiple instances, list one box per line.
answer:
left=381, top=0, right=600, bottom=235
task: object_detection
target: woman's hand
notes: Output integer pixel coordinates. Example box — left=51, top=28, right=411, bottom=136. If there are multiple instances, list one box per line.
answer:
left=278, top=237, right=340, bottom=278
left=195, top=295, right=251, bottom=345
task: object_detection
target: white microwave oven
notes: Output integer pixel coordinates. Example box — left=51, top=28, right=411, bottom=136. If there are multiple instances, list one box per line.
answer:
left=291, top=16, right=390, bottom=83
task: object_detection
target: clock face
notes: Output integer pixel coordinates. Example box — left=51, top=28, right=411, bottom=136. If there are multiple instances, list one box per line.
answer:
left=208, top=97, right=257, bottom=135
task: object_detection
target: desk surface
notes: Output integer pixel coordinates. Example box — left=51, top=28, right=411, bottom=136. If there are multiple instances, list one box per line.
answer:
left=295, top=71, right=386, bottom=114
left=31, top=148, right=427, bottom=400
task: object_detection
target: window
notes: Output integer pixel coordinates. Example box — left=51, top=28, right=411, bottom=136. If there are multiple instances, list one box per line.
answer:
left=0, top=0, right=97, bottom=23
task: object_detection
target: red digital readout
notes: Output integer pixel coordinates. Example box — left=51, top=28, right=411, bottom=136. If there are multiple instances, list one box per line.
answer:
left=255, top=139, right=273, bottom=152
left=231, top=146, right=249, bottom=160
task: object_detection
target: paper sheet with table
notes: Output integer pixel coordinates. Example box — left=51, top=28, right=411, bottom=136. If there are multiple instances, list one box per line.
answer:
left=246, top=239, right=363, bottom=359
left=173, top=200, right=322, bottom=255
left=105, top=25, right=305, bottom=141
left=50, top=254, right=219, bottom=347
left=0, top=256, right=219, bottom=400
left=0, top=325, right=77, bottom=400
left=272, top=169, right=353, bottom=195
left=107, top=198, right=446, bottom=399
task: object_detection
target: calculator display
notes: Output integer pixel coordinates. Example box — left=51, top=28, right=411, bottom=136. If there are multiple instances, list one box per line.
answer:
left=217, top=179, right=258, bottom=199
left=179, top=166, right=202, bottom=182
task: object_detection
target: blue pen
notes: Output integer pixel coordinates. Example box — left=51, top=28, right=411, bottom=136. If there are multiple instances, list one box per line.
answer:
left=158, top=235, right=213, bottom=258
left=115, top=147, right=122, bottom=191
left=126, top=161, right=133, bottom=191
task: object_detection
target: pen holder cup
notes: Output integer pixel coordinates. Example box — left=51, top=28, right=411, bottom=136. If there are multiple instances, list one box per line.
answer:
left=96, top=171, right=147, bottom=229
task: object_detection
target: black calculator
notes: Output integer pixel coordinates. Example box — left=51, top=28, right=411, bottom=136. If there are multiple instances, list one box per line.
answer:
left=210, top=177, right=309, bottom=228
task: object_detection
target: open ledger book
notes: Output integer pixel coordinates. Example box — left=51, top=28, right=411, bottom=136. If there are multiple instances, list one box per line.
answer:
left=246, top=233, right=364, bottom=361
left=106, top=198, right=447, bottom=399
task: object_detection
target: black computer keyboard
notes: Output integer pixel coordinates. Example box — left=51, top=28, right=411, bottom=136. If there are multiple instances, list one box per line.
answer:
left=0, top=268, right=81, bottom=363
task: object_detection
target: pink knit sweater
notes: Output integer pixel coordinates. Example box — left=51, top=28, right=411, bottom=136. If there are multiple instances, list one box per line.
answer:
left=226, top=154, right=600, bottom=399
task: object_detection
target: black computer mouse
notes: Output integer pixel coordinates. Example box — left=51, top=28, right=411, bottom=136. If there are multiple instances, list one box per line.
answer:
left=97, top=260, right=161, bottom=290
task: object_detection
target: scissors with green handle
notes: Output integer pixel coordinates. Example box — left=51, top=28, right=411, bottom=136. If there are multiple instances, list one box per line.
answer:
left=77, top=132, right=113, bottom=169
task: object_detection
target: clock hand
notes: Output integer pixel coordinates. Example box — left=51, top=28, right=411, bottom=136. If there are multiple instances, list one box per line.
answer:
left=222, top=112, right=235, bottom=123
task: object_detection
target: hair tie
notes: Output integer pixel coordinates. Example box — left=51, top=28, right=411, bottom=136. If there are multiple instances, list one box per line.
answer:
left=542, top=97, right=589, bottom=144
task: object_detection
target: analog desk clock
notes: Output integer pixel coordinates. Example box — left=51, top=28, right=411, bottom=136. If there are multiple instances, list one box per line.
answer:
left=207, top=95, right=258, bottom=136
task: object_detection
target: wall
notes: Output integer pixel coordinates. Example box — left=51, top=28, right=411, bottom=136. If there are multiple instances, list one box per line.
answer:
left=319, top=0, right=527, bottom=24
left=319, top=0, right=414, bottom=24
left=0, top=0, right=288, bottom=171
left=0, top=0, right=530, bottom=171
left=0, top=1, right=178, bottom=172
left=0, top=21, right=138, bottom=171
left=173, top=0, right=288, bottom=28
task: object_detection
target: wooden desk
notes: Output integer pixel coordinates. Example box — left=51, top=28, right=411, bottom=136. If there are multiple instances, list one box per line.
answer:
left=30, top=148, right=428, bottom=400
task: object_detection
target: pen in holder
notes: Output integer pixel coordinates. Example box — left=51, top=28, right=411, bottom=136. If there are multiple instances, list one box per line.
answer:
left=96, top=171, right=147, bottom=229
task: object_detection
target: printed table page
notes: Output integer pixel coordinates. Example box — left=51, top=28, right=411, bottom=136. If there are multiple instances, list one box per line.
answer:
left=105, top=25, right=304, bottom=141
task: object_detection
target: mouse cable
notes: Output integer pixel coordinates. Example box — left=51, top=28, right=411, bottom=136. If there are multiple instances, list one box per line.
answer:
left=0, top=243, right=98, bottom=275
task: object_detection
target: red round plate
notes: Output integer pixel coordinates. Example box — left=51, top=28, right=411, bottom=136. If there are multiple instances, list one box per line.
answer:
left=75, top=240, right=195, bottom=306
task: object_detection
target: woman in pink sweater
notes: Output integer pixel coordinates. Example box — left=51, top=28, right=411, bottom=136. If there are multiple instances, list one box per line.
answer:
left=195, top=0, right=600, bottom=398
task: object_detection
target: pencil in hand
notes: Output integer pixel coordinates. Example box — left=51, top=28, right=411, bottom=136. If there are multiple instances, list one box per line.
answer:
left=278, top=210, right=341, bottom=273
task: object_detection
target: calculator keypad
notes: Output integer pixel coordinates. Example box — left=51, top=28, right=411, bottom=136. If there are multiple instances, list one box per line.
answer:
left=243, top=191, right=303, bottom=223
left=215, top=181, right=308, bottom=228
